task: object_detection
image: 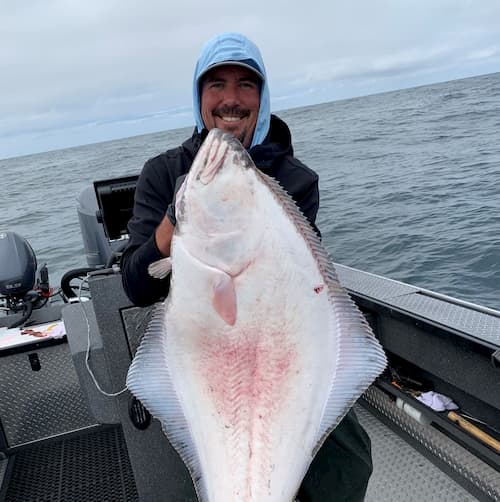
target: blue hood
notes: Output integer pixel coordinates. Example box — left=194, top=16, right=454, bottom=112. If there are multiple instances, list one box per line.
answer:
left=192, top=32, right=270, bottom=148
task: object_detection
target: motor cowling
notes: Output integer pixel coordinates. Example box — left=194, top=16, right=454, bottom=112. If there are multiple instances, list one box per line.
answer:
left=0, top=231, right=37, bottom=298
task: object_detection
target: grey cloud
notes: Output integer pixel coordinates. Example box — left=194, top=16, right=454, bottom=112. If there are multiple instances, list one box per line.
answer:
left=1, top=0, right=500, bottom=158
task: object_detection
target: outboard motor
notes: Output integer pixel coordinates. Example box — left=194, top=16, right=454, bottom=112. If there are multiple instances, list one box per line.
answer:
left=0, top=231, right=49, bottom=328
left=0, top=231, right=37, bottom=299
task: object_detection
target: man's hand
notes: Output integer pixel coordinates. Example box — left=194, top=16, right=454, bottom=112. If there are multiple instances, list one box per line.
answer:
left=165, top=174, right=187, bottom=226
left=155, top=174, right=186, bottom=257
left=155, top=216, right=175, bottom=257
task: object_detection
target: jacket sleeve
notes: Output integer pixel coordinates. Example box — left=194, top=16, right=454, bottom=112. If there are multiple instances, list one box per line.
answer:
left=297, top=175, right=321, bottom=238
left=290, top=164, right=322, bottom=239
left=121, top=158, right=175, bottom=306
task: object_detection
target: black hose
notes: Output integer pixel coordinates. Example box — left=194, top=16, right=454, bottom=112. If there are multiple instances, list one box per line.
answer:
left=7, top=300, right=34, bottom=329
left=60, top=267, right=99, bottom=300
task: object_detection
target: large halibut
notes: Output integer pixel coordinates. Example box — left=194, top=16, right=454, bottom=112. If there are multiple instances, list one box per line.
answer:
left=126, top=129, right=387, bottom=501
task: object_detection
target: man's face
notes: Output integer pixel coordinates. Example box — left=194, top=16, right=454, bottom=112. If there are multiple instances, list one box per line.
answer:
left=200, top=65, right=261, bottom=149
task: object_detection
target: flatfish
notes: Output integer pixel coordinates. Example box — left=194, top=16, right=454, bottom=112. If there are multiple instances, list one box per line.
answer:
left=126, top=129, right=387, bottom=501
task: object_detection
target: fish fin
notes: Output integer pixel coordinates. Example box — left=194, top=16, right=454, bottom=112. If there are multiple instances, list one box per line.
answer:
left=211, top=272, right=237, bottom=326
left=315, top=284, right=387, bottom=453
left=126, top=304, right=209, bottom=502
left=255, top=171, right=387, bottom=451
left=148, top=257, right=172, bottom=279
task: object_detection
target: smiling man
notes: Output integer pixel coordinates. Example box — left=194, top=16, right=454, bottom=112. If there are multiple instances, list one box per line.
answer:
left=121, top=32, right=319, bottom=304
left=200, top=65, right=261, bottom=148
left=121, top=32, right=373, bottom=501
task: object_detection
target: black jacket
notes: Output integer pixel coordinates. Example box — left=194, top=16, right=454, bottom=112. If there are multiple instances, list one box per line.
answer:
left=121, top=115, right=320, bottom=307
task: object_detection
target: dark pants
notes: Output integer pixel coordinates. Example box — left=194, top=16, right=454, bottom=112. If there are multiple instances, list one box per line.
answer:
left=297, top=408, right=373, bottom=502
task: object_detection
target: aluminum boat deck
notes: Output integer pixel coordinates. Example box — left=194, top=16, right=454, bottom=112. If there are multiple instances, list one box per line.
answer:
left=1, top=264, right=499, bottom=501
left=0, top=399, right=491, bottom=501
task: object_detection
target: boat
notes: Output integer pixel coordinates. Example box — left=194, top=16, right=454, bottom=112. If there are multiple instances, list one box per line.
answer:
left=1, top=175, right=499, bottom=501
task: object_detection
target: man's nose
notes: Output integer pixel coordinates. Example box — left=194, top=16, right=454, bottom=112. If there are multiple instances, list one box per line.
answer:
left=221, top=83, right=240, bottom=103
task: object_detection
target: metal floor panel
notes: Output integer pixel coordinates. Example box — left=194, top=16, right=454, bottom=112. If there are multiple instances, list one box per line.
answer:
left=0, top=342, right=96, bottom=448
left=1, top=406, right=493, bottom=501
left=3, top=426, right=138, bottom=502
left=356, top=405, right=481, bottom=502
left=362, top=386, right=500, bottom=501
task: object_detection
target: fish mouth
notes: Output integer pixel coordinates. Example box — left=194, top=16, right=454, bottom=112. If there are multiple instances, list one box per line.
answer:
left=198, top=131, right=230, bottom=184
left=191, top=129, right=250, bottom=187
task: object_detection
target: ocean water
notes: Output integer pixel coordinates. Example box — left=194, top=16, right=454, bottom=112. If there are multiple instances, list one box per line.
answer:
left=1, top=72, right=499, bottom=310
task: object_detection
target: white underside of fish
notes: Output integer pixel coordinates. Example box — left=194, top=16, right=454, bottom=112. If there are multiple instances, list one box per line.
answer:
left=127, top=131, right=387, bottom=502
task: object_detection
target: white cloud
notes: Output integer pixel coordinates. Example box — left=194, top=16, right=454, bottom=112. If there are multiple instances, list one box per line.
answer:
left=1, top=0, right=500, bottom=158
left=465, top=47, right=500, bottom=61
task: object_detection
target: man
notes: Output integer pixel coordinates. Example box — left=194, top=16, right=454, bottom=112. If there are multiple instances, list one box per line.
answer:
left=121, top=32, right=373, bottom=501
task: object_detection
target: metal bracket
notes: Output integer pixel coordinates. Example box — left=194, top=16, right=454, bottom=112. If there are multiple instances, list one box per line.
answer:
left=491, top=348, right=500, bottom=369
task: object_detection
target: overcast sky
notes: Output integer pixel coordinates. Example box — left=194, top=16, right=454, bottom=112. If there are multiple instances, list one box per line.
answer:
left=1, top=0, right=499, bottom=159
